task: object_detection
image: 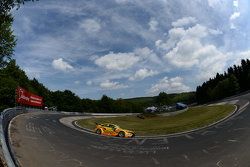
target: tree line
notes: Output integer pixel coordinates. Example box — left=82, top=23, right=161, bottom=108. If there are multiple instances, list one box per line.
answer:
left=196, top=59, right=250, bottom=104
left=0, top=60, right=196, bottom=112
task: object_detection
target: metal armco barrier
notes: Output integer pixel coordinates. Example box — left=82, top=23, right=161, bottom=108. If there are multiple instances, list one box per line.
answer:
left=0, top=107, right=27, bottom=167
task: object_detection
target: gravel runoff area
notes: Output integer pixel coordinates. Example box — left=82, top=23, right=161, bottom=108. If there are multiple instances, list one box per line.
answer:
left=76, top=104, right=236, bottom=136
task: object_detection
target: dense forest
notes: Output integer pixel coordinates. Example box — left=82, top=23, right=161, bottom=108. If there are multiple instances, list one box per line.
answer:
left=196, top=59, right=250, bottom=104
left=0, top=60, right=196, bottom=112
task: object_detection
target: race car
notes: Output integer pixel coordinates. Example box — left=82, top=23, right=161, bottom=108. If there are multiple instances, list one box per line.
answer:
left=94, top=123, right=135, bottom=138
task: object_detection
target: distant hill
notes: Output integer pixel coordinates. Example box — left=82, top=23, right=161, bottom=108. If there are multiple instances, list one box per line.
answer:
left=124, top=92, right=196, bottom=107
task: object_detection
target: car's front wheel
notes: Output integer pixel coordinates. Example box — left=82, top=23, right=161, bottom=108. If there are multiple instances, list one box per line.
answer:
left=96, top=129, right=102, bottom=135
left=131, top=133, right=135, bottom=138
left=118, top=131, right=125, bottom=137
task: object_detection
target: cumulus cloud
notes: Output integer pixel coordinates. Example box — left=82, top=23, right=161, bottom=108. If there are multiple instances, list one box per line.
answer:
left=80, top=19, right=101, bottom=33
left=230, top=12, right=240, bottom=21
left=148, top=18, right=159, bottom=31
left=156, top=18, right=228, bottom=78
left=207, top=0, right=224, bottom=8
left=233, top=0, right=239, bottom=8
left=52, top=58, right=74, bottom=72
left=232, top=51, right=250, bottom=66
left=147, top=77, right=190, bottom=95
left=155, top=18, right=231, bottom=81
left=196, top=45, right=228, bottom=81
left=162, top=24, right=209, bottom=68
left=86, top=80, right=93, bottom=86
left=172, top=17, right=197, bottom=27
left=95, top=52, right=139, bottom=71
left=95, top=47, right=161, bottom=71
left=129, top=68, right=158, bottom=81
left=100, top=80, right=128, bottom=90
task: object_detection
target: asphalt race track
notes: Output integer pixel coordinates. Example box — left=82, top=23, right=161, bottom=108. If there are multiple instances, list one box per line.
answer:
left=9, top=93, right=250, bottom=167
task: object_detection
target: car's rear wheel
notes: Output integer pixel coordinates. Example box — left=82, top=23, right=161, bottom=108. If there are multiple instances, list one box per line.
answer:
left=118, top=131, right=125, bottom=137
left=96, top=129, right=102, bottom=134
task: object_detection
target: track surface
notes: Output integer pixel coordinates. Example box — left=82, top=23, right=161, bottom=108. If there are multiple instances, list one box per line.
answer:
left=9, top=93, right=250, bottom=167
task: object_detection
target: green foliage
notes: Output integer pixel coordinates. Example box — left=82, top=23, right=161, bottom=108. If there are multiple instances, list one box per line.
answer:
left=0, top=0, right=25, bottom=14
left=196, top=59, right=249, bottom=104
left=0, top=0, right=36, bottom=68
left=155, top=92, right=171, bottom=105
left=49, top=90, right=82, bottom=112
left=0, top=14, right=16, bottom=68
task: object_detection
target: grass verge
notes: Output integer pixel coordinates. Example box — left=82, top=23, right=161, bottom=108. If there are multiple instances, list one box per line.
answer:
left=76, top=104, right=235, bottom=136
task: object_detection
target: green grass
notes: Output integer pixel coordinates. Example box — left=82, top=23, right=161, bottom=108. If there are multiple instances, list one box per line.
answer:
left=77, top=104, right=235, bottom=136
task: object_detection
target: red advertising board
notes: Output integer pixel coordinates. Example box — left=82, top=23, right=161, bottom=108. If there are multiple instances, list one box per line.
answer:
left=16, top=87, right=43, bottom=107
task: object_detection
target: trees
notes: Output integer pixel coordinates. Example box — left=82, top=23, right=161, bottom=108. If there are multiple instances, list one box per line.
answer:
left=0, top=13, right=16, bottom=68
left=156, top=92, right=171, bottom=105
left=0, top=0, right=33, bottom=68
left=196, top=59, right=249, bottom=104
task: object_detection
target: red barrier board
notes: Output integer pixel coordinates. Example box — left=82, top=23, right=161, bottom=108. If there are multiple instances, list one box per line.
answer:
left=16, top=87, right=43, bottom=107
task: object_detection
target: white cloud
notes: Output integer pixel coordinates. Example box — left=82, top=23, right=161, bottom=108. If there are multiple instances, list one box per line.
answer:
left=232, top=51, right=250, bottom=66
left=208, top=28, right=223, bottom=35
left=233, top=0, right=239, bottom=8
left=74, top=80, right=80, bottom=84
left=147, top=77, right=190, bottom=95
left=95, top=52, right=139, bottom=71
left=162, top=24, right=209, bottom=68
left=156, top=19, right=231, bottom=81
left=94, top=47, right=162, bottom=72
left=134, top=47, right=152, bottom=59
left=52, top=58, right=74, bottom=72
left=148, top=18, right=159, bottom=31
left=86, top=80, right=93, bottom=86
left=171, top=17, right=197, bottom=27
left=207, top=0, right=223, bottom=8
left=230, top=12, right=240, bottom=21
left=100, top=80, right=128, bottom=90
left=80, top=19, right=101, bottom=33
left=129, top=68, right=158, bottom=81
left=195, top=45, right=228, bottom=81
left=134, top=47, right=162, bottom=65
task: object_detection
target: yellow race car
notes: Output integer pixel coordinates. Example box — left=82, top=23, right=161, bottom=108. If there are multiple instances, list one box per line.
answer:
left=94, top=123, right=135, bottom=138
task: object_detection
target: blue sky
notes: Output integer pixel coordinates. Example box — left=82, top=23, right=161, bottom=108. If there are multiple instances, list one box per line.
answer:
left=12, top=0, right=250, bottom=99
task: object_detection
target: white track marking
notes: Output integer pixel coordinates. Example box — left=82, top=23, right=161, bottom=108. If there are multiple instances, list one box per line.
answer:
left=185, top=134, right=194, bottom=139
left=163, top=138, right=168, bottom=144
left=201, top=130, right=215, bottom=136
left=126, top=138, right=147, bottom=145
left=228, top=139, right=238, bottom=143
left=104, top=156, right=114, bottom=160
left=152, top=157, right=160, bottom=165
left=216, top=160, right=222, bottom=167
left=207, top=145, right=219, bottom=150
left=183, top=154, right=190, bottom=161
left=233, top=128, right=247, bottom=131
left=202, top=149, right=209, bottom=154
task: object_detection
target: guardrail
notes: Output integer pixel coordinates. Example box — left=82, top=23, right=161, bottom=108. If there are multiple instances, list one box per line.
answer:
left=0, top=107, right=27, bottom=167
